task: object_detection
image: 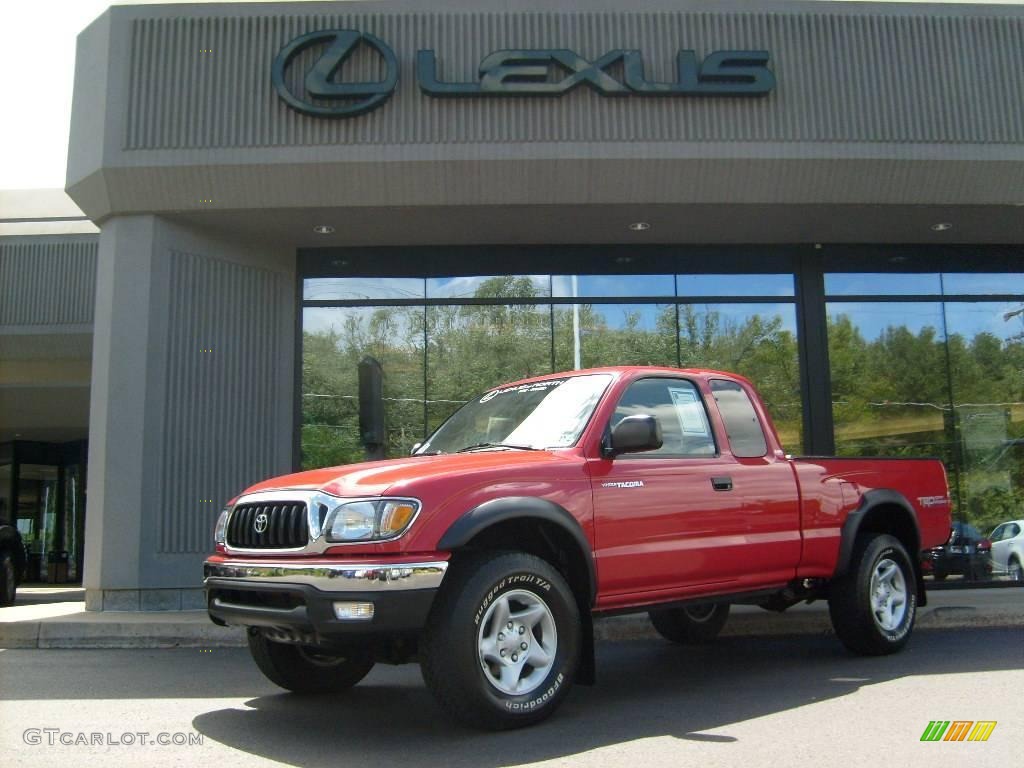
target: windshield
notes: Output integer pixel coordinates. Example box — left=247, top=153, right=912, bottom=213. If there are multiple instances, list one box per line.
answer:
left=416, top=374, right=613, bottom=454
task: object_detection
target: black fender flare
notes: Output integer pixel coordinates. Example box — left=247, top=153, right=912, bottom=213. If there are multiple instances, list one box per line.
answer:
left=437, top=496, right=597, bottom=604
left=835, top=489, right=926, bottom=605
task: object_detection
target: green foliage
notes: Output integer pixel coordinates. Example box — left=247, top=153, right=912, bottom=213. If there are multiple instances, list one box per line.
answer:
left=300, top=288, right=1024, bottom=532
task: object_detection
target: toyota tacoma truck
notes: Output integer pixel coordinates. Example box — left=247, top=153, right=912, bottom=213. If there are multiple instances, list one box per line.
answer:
left=205, top=366, right=951, bottom=729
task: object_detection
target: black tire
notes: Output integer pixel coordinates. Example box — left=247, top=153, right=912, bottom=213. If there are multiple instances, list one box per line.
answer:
left=247, top=630, right=375, bottom=693
left=829, top=534, right=917, bottom=656
left=0, top=551, right=16, bottom=607
left=649, top=603, right=730, bottom=644
left=420, top=551, right=581, bottom=730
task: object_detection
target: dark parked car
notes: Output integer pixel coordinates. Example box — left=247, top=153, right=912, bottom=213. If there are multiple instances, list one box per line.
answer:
left=0, top=524, right=26, bottom=606
left=922, top=522, right=992, bottom=581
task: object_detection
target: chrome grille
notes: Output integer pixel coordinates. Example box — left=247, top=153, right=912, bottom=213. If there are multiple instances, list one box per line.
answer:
left=226, top=502, right=308, bottom=549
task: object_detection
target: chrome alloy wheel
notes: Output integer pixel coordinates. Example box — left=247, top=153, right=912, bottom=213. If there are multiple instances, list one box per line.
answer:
left=870, top=557, right=908, bottom=631
left=477, top=589, right=557, bottom=696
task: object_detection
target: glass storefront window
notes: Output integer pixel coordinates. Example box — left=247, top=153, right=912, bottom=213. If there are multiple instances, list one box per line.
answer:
left=553, top=303, right=676, bottom=371
left=944, top=301, right=1024, bottom=543
left=677, top=274, right=794, bottom=297
left=551, top=275, right=674, bottom=298
left=302, top=306, right=426, bottom=469
left=941, top=273, right=1024, bottom=296
left=303, top=277, right=426, bottom=301
left=825, top=273, right=942, bottom=296
left=17, top=464, right=59, bottom=582
left=0, top=463, right=10, bottom=527
left=426, top=303, right=554, bottom=433
left=679, top=303, right=802, bottom=453
left=827, top=301, right=951, bottom=460
left=426, top=275, right=550, bottom=300
left=300, top=265, right=803, bottom=466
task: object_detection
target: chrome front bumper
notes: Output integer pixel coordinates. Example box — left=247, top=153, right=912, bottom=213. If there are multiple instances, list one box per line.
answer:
left=203, top=559, right=449, bottom=637
left=203, top=559, right=448, bottom=592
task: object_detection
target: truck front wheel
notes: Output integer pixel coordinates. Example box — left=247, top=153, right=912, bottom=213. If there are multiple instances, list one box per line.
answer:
left=247, top=630, right=375, bottom=693
left=420, top=551, right=581, bottom=730
left=829, top=533, right=917, bottom=656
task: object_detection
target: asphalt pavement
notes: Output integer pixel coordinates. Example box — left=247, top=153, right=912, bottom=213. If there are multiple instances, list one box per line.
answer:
left=1, top=627, right=1020, bottom=768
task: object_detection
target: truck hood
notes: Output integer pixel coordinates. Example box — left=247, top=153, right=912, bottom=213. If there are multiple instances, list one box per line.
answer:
left=241, top=450, right=579, bottom=499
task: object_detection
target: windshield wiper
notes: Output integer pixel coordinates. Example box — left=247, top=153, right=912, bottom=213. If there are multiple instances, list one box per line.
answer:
left=456, top=442, right=539, bottom=453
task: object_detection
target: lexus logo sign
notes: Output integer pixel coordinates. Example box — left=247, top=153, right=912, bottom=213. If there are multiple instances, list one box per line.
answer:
left=272, top=28, right=775, bottom=119
left=271, top=29, right=399, bottom=118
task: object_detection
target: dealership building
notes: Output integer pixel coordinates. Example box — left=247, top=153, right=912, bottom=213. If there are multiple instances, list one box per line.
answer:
left=1, top=0, right=1022, bottom=609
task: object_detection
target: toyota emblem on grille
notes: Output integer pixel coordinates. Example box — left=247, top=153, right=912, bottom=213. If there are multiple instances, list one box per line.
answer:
left=254, top=512, right=269, bottom=534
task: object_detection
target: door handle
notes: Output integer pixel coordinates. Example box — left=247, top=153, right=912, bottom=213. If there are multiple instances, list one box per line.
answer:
left=711, top=476, right=733, bottom=491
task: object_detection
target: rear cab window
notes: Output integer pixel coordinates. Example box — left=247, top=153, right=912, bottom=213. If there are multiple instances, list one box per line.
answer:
left=709, top=379, right=768, bottom=458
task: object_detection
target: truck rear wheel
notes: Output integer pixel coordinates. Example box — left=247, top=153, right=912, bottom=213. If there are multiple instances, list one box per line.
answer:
left=420, top=551, right=580, bottom=730
left=649, top=603, right=730, bottom=644
left=247, top=629, right=375, bottom=693
left=829, top=533, right=917, bottom=656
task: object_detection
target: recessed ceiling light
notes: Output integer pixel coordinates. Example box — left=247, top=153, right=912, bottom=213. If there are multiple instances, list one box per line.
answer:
left=628, top=222, right=651, bottom=232
left=313, top=225, right=335, bottom=235
left=930, top=222, right=953, bottom=232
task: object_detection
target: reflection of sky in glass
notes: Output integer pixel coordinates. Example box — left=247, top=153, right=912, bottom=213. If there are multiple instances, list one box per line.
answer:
left=551, top=275, right=674, bottom=297
left=426, top=275, right=550, bottom=299
left=943, top=302, right=1024, bottom=341
left=575, top=303, right=670, bottom=332
left=303, top=277, right=425, bottom=301
left=942, top=273, right=1024, bottom=295
left=827, top=302, right=945, bottom=341
left=303, top=306, right=423, bottom=339
left=677, top=274, right=794, bottom=297
left=825, top=273, right=942, bottom=296
left=681, top=303, right=799, bottom=334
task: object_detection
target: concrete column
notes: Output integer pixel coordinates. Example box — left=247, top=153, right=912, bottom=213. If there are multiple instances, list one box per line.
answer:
left=83, top=216, right=293, bottom=610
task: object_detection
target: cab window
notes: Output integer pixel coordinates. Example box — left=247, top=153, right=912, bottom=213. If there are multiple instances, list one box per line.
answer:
left=709, top=379, right=768, bottom=458
left=611, top=378, right=716, bottom=458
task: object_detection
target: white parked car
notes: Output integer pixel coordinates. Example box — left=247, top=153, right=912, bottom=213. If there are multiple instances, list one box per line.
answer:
left=989, top=520, right=1024, bottom=581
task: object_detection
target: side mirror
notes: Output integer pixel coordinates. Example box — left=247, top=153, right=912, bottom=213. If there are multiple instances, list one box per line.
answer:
left=606, top=415, right=663, bottom=457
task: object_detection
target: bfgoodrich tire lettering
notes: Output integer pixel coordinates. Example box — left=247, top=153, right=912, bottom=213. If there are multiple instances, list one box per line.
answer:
left=247, top=630, right=375, bottom=693
left=829, top=533, right=917, bottom=656
left=420, top=551, right=580, bottom=730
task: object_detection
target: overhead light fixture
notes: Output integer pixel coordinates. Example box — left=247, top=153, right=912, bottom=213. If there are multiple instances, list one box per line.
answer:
left=313, top=225, right=336, bottom=235
left=930, top=222, right=953, bottom=232
left=614, top=256, right=634, bottom=265
left=628, top=222, right=651, bottom=232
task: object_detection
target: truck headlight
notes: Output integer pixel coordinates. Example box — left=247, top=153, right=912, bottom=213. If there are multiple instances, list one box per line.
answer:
left=214, top=508, right=230, bottom=545
left=323, top=499, right=420, bottom=542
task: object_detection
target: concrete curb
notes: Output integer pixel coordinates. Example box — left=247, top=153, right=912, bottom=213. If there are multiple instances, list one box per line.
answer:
left=3, top=604, right=1022, bottom=649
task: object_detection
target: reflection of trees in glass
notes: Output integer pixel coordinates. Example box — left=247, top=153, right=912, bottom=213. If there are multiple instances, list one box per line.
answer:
left=303, top=294, right=807, bottom=466
left=828, top=307, right=1024, bottom=532
left=302, top=306, right=425, bottom=470
left=553, top=304, right=677, bottom=371
left=678, top=305, right=802, bottom=452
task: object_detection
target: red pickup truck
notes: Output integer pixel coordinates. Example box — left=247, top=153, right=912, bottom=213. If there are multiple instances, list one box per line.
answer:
left=205, top=366, right=951, bottom=729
